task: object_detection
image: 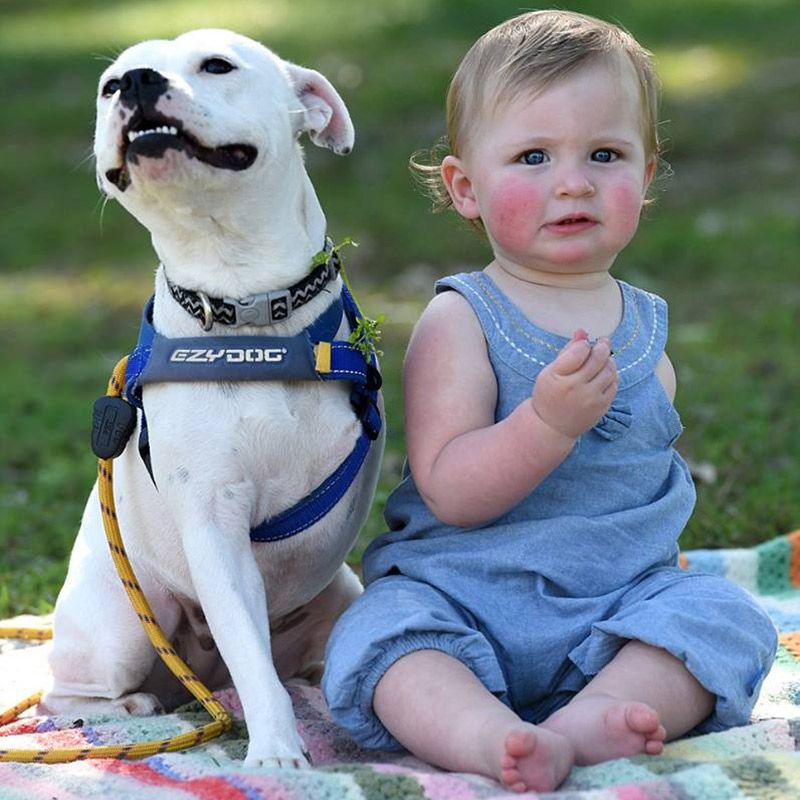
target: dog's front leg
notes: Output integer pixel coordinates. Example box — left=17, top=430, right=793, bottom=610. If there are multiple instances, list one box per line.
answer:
left=177, top=501, right=308, bottom=768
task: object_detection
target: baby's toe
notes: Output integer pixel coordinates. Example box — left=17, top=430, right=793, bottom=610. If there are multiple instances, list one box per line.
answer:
left=505, top=728, right=537, bottom=759
left=500, top=752, right=517, bottom=770
left=501, top=769, right=526, bottom=794
left=625, top=702, right=661, bottom=735
left=645, top=739, right=664, bottom=756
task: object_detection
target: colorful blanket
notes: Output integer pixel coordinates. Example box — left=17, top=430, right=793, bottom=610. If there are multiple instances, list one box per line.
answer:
left=2, top=532, right=800, bottom=799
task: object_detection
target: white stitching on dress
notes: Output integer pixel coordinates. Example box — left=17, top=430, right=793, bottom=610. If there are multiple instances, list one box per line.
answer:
left=612, top=282, right=640, bottom=357
left=444, top=276, right=662, bottom=378
left=479, top=276, right=642, bottom=360
left=446, top=276, right=549, bottom=367
left=618, top=291, right=658, bottom=374
left=478, top=276, right=561, bottom=354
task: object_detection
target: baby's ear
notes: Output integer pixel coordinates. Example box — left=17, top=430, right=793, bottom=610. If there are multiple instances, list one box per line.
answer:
left=286, top=63, right=354, bottom=155
left=441, top=155, right=480, bottom=219
left=643, top=156, right=657, bottom=195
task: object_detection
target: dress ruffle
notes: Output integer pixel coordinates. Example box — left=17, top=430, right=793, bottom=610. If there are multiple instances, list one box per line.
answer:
left=593, top=401, right=633, bottom=441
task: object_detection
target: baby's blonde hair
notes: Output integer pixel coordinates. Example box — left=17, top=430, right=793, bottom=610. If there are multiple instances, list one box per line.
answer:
left=412, top=10, right=662, bottom=223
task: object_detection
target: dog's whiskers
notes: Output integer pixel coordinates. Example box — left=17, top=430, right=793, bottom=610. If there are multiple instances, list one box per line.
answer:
left=93, top=47, right=125, bottom=64
left=97, top=194, right=111, bottom=231
left=73, top=146, right=97, bottom=172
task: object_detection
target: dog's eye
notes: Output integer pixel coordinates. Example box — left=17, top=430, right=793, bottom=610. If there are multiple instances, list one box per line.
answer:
left=101, top=78, right=121, bottom=97
left=201, top=58, right=236, bottom=75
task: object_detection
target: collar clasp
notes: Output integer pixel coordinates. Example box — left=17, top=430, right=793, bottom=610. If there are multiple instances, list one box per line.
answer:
left=225, top=288, right=292, bottom=327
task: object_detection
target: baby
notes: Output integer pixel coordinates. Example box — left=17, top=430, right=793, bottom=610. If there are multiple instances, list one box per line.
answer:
left=323, top=10, right=778, bottom=793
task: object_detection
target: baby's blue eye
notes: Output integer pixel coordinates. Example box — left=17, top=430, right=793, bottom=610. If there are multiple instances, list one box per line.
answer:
left=520, top=150, right=547, bottom=166
left=592, top=149, right=617, bottom=163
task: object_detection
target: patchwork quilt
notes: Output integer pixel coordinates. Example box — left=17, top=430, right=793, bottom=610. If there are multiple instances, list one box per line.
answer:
left=2, top=531, right=800, bottom=799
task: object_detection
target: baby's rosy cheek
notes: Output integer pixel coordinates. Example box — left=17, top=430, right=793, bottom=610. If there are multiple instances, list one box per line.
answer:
left=485, top=180, right=542, bottom=250
left=610, top=183, right=646, bottom=231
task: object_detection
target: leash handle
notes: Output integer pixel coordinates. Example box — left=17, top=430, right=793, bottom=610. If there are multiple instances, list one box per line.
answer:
left=0, top=357, right=232, bottom=763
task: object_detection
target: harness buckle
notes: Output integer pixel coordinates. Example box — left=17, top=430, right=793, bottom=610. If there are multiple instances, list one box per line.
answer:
left=365, top=363, right=383, bottom=391
left=226, top=289, right=292, bottom=326
left=350, top=389, right=382, bottom=441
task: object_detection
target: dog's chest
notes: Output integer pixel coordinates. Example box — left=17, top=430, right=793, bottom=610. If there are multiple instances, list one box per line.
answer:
left=118, top=377, right=361, bottom=606
left=147, top=378, right=358, bottom=503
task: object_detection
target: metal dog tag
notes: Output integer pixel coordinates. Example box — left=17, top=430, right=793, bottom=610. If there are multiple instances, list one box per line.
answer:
left=91, top=396, right=137, bottom=459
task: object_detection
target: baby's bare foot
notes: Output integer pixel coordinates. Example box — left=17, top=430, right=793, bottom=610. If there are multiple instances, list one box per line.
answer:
left=496, top=725, right=574, bottom=793
left=542, top=694, right=666, bottom=765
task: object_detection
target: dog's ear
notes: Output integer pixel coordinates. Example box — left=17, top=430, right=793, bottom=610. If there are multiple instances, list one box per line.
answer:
left=286, top=64, right=354, bottom=155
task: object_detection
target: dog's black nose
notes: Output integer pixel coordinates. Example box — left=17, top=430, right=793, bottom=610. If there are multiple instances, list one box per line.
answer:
left=119, top=68, right=169, bottom=110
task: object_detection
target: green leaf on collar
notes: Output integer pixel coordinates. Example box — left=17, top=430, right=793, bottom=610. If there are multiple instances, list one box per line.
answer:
left=312, top=237, right=384, bottom=360
left=349, top=313, right=384, bottom=360
left=310, top=236, right=358, bottom=270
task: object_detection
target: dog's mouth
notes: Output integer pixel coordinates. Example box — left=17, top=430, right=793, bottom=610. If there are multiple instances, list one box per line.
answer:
left=105, top=111, right=258, bottom=191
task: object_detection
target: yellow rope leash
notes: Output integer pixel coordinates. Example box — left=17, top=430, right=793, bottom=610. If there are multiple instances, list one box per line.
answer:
left=0, top=628, right=52, bottom=643
left=0, top=357, right=232, bottom=763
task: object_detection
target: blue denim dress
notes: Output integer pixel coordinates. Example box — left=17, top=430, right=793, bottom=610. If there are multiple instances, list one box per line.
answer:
left=323, top=272, right=777, bottom=750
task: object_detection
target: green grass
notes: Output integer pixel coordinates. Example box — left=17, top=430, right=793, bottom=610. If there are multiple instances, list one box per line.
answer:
left=1, top=0, right=799, bottom=616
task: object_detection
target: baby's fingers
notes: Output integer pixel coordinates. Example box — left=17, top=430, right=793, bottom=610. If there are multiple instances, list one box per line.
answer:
left=580, top=337, right=614, bottom=381
left=552, top=336, right=592, bottom=376
left=589, top=357, right=619, bottom=396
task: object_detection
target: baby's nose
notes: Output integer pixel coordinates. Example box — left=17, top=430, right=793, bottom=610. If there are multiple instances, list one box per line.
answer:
left=555, top=167, right=595, bottom=198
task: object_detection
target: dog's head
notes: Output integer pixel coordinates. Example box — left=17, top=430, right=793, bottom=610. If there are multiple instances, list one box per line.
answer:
left=94, top=29, right=354, bottom=204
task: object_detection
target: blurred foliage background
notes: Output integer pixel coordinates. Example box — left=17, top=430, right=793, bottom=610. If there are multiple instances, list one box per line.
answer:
left=1, top=0, right=798, bottom=616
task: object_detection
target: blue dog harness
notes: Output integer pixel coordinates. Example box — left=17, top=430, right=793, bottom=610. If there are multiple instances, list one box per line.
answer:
left=112, top=275, right=381, bottom=543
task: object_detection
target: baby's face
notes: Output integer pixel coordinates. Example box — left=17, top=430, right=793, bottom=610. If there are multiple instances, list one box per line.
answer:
left=455, top=59, right=655, bottom=280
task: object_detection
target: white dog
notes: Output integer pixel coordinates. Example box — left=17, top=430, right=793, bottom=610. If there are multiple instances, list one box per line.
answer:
left=41, top=29, right=383, bottom=768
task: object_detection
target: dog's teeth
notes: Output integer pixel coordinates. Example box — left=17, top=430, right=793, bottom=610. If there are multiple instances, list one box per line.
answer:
left=127, top=126, right=179, bottom=143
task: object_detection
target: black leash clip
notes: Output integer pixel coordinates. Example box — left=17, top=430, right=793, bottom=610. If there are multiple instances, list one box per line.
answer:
left=91, top=396, right=137, bottom=459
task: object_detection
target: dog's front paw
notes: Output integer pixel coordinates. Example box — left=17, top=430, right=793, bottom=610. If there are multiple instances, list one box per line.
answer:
left=244, top=739, right=310, bottom=770
left=111, top=692, right=165, bottom=716
left=244, top=753, right=310, bottom=770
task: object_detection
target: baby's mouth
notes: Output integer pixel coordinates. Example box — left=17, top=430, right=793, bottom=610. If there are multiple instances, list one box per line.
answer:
left=545, top=214, right=598, bottom=232
left=553, top=214, right=595, bottom=226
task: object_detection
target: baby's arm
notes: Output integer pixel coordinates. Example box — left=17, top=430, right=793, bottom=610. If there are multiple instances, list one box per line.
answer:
left=405, top=291, right=618, bottom=527
left=655, top=353, right=676, bottom=402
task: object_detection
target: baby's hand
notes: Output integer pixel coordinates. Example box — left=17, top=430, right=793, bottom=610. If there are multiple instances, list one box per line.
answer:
left=531, top=330, right=618, bottom=439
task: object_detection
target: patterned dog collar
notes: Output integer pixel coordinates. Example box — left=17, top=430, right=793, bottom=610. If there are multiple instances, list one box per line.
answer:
left=165, top=238, right=341, bottom=330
